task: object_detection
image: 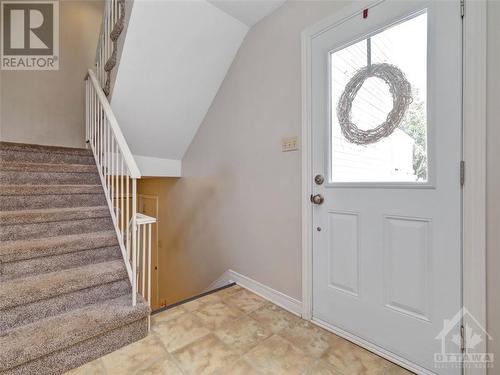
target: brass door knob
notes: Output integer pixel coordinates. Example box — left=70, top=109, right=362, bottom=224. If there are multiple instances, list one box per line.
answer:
left=310, top=194, right=324, bottom=205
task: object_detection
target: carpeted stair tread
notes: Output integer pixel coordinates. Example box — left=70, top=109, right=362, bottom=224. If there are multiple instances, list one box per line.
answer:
left=0, top=206, right=110, bottom=226
left=0, top=149, right=95, bottom=165
left=0, top=246, right=122, bottom=282
left=0, top=161, right=97, bottom=173
left=0, top=184, right=102, bottom=195
left=0, top=294, right=149, bottom=372
left=4, top=319, right=148, bottom=375
left=0, top=170, right=101, bottom=185
left=0, top=216, right=114, bottom=242
left=0, top=230, right=118, bottom=263
left=0, top=260, right=128, bottom=310
left=0, top=142, right=94, bottom=166
left=0, top=185, right=105, bottom=212
left=0, top=141, right=92, bottom=155
left=0, top=280, right=131, bottom=333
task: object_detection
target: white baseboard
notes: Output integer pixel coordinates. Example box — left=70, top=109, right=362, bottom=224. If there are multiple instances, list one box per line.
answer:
left=206, top=270, right=233, bottom=291
left=207, top=269, right=303, bottom=317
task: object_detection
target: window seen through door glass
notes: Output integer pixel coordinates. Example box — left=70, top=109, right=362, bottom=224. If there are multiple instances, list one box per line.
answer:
left=330, top=12, right=428, bottom=183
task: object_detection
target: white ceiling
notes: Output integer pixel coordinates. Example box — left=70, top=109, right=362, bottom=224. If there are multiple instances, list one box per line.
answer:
left=111, top=0, right=286, bottom=165
left=207, top=0, right=287, bottom=27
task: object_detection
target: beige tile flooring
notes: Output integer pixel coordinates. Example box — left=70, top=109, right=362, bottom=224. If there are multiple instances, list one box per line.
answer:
left=67, top=285, right=414, bottom=375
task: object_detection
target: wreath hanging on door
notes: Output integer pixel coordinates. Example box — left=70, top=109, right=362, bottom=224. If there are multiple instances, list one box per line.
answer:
left=337, top=63, right=413, bottom=145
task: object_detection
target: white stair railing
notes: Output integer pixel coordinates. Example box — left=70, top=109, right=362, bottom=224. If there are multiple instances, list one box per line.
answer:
left=133, top=214, right=156, bottom=306
left=85, top=69, right=156, bottom=307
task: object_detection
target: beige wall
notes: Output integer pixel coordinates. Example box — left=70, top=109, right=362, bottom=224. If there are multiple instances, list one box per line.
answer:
left=486, top=0, right=500, bottom=369
left=179, top=1, right=349, bottom=301
left=0, top=0, right=103, bottom=149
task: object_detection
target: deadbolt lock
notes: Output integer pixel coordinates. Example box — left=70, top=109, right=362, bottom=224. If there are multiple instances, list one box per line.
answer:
left=314, top=174, right=325, bottom=185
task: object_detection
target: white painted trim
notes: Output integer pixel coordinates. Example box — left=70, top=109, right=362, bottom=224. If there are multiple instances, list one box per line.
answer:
left=207, top=270, right=303, bottom=316
left=462, top=1, right=487, bottom=374
left=300, top=22, right=313, bottom=322
left=312, top=318, right=436, bottom=375
left=301, top=1, right=487, bottom=374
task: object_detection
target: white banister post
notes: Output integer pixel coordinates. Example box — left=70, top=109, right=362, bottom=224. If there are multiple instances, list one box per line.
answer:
left=148, top=223, right=152, bottom=307
left=142, top=224, right=146, bottom=297
left=85, top=81, right=88, bottom=145
left=132, top=178, right=137, bottom=306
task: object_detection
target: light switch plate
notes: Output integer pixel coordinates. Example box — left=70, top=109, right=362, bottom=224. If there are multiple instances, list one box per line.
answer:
left=282, top=136, right=299, bottom=152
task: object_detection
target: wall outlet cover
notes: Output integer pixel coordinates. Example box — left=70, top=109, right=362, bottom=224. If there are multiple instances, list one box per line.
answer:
left=282, top=136, right=299, bottom=152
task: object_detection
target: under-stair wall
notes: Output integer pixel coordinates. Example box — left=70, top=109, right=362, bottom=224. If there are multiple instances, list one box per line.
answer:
left=136, top=177, right=223, bottom=308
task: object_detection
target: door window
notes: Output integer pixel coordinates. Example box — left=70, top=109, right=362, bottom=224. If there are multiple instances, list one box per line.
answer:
left=330, top=12, right=428, bottom=183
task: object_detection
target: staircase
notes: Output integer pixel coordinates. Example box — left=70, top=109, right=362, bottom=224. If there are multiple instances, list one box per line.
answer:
left=0, top=142, right=150, bottom=374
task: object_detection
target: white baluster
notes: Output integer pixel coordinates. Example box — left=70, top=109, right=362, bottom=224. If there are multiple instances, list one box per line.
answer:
left=148, top=223, right=152, bottom=306
left=121, top=157, right=124, bottom=234
left=126, top=174, right=130, bottom=259
left=142, top=224, right=146, bottom=298
left=132, top=179, right=137, bottom=306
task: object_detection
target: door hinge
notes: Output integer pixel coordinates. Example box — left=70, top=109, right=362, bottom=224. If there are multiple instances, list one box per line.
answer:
left=460, top=0, right=465, bottom=18
left=460, top=161, right=465, bottom=186
left=460, top=324, right=466, bottom=352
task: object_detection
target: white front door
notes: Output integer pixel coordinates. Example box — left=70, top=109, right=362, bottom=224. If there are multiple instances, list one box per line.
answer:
left=311, top=1, right=462, bottom=373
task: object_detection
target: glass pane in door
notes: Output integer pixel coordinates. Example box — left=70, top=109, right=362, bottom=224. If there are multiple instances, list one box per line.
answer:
left=330, top=12, right=428, bottom=183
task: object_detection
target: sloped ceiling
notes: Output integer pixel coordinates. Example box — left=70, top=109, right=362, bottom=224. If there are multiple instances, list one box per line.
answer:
left=111, top=0, right=285, bottom=164
left=111, top=0, right=248, bottom=161
left=208, top=0, right=287, bottom=27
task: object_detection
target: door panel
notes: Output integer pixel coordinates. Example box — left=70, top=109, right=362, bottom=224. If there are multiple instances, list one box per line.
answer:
left=311, top=1, right=462, bottom=373
left=327, top=211, right=360, bottom=296
left=383, top=215, right=431, bottom=321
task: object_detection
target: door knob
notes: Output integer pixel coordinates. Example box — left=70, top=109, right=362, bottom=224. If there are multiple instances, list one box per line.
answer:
left=310, top=194, right=324, bottom=205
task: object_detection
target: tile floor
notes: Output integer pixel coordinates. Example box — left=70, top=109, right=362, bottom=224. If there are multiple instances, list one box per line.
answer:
left=67, top=285, right=414, bottom=375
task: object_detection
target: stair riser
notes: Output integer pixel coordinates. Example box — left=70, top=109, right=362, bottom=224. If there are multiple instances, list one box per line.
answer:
left=0, top=194, right=107, bottom=211
left=1, top=217, right=114, bottom=241
left=0, top=172, right=101, bottom=185
left=0, top=246, right=122, bottom=281
left=0, top=280, right=130, bottom=333
left=0, top=149, right=95, bottom=165
left=3, top=318, right=148, bottom=375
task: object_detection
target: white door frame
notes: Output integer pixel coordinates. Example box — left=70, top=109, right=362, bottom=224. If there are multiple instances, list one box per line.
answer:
left=300, top=1, right=487, bottom=374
